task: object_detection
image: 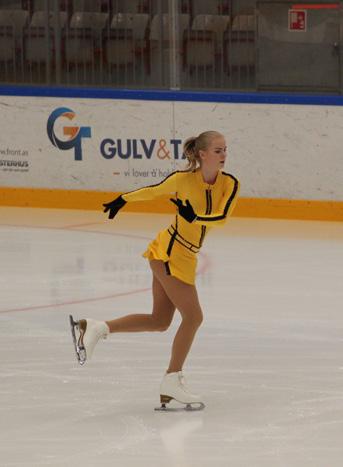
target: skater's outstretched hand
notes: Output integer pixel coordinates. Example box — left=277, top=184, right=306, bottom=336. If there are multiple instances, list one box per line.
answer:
left=170, top=198, right=197, bottom=223
left=103, top=195, right=127, bottom=219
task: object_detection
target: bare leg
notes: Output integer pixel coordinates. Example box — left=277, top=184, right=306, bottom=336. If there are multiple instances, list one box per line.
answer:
left=149, top=260, right=203, bottom=374
left=106, top=275, right=175, bottom=333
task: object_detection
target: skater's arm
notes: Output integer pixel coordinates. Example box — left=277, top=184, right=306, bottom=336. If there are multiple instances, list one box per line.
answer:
left=103, top=172, right=179, bottom=219
left=121, top=171, right=179, bottom=202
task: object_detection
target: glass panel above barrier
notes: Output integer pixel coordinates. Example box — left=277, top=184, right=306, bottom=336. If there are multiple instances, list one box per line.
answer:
left=257, top=2, right=340, bottom=93
left=0, top=0, right=340, bottom=94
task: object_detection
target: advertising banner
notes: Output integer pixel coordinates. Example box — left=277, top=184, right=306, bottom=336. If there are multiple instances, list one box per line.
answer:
left=1, top=96, right=343, bottom=201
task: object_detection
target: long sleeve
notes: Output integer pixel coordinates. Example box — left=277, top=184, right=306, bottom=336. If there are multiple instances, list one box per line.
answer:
left=194, top=177, right=240, bottom=227
left=122, top=171, right=179, bottom=202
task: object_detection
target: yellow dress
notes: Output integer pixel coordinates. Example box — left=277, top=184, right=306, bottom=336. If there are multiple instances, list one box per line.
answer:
left=122, top=169, right=240, bottom=285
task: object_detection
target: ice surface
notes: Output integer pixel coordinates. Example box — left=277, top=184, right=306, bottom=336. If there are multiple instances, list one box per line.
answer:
left=1, top=207, right=343, bottom=467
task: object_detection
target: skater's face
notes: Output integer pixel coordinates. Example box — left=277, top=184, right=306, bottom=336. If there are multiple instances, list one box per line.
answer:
left=199, top=136, right=227, bottom=171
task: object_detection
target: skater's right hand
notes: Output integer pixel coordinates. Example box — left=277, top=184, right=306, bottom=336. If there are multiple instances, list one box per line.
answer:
left=103, top=195, right=127, bottom=219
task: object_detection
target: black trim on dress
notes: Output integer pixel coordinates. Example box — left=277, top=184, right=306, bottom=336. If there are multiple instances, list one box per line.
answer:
left=164, top=262, right=171, bottom=275
left=196, top=176, right=239, bottom=222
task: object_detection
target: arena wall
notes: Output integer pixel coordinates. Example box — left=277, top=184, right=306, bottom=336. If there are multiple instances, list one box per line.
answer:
left=0, top=87, right=342, bottom=221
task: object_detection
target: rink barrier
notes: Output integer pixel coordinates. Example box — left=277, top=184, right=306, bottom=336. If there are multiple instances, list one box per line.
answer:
left=0, top=187, right=342, bottom=222
left=1, top=86, right=343, bottom=219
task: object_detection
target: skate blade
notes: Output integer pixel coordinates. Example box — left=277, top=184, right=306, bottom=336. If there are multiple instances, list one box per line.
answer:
left=154, top=401, right=205, bottom=412
left=69, top=314, right=86, bottom=365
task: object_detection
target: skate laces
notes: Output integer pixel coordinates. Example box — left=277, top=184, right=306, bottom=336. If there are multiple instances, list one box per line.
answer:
left=178, top=372, right=191, bottom=393
left=95, top=327, right=107, bottom=341
left=85, top=320, right=108, bottom=343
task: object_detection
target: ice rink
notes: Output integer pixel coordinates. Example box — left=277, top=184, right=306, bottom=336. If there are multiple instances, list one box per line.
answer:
left=1, top=206, right=343, bottom=467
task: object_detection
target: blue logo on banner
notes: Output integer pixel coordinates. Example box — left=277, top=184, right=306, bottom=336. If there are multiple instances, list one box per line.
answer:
left=47, top=107, right=91, bottom=161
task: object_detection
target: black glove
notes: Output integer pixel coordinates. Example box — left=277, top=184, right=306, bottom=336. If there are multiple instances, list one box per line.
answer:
left=170, top=198, right=197, bottom=223
left=103, top=195, right=127, bottom=219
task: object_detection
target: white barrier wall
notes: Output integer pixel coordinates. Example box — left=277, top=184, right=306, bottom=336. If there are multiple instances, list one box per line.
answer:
left=0, top=95, right=342, bottom=201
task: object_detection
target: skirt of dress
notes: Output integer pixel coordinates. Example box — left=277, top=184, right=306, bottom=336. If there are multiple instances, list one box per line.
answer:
left=142, top=228, right=197, bottom=285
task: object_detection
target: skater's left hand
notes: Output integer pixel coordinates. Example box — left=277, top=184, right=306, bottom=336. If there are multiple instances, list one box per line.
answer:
left=170, top=198, right=197, bottom=223
left=103, top=195, right=127, bottom=219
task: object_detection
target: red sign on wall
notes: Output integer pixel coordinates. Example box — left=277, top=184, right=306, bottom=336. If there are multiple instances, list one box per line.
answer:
left=288, top=9, right=307, bottom=31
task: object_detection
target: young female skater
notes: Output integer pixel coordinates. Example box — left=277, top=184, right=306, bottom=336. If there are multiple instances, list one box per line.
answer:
left=70, top=130, right=240, bottom=410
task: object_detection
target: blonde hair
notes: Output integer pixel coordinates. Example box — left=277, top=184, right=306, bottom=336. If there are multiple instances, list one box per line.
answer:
left=183, top=131, right=223, bottom=171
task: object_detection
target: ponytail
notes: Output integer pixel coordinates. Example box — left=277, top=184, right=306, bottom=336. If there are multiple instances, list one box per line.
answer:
left=183, top=136, right=199, bottom=171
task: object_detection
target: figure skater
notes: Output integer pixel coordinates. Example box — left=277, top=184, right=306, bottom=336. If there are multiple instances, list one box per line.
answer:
left=70, top=130, right=240, bottom=411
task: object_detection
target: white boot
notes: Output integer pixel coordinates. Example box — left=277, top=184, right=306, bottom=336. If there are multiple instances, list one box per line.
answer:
left=78, top=319, right=109, bottom=361
left=160, top=371, right=203, bottom=405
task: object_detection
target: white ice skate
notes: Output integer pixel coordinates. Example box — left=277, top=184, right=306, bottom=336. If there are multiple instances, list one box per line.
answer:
left=155, top=371, right=205, bottom=412
left=69, top=315, right=109, bottom=365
